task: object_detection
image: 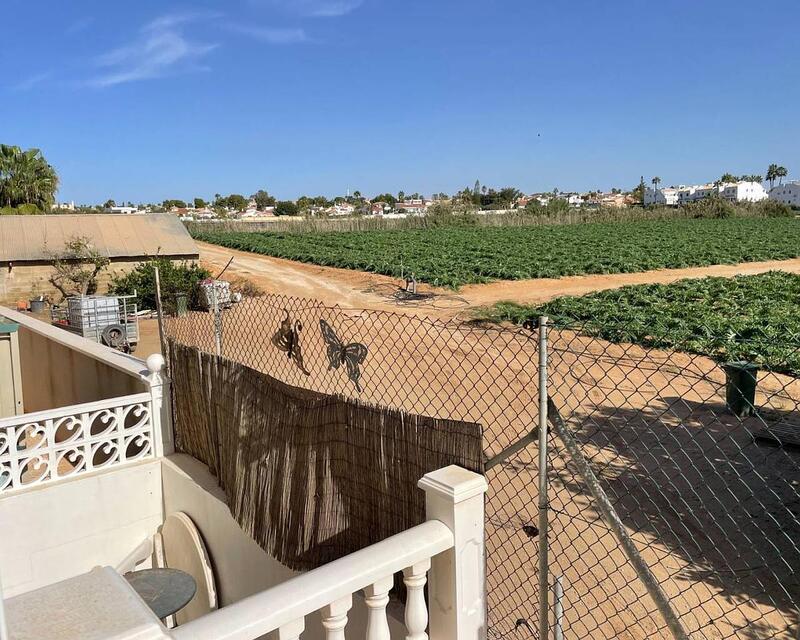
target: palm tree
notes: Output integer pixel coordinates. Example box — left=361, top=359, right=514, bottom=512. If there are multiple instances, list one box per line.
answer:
left=651, top=176, right=662, bottom=191
left=0, top=144, right=59, bottom=210
left=776, top=166, right=788, bottom=185
left=766, top=164, right=779, bottom=189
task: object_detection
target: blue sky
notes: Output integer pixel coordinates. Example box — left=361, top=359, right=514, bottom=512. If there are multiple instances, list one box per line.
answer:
left=2, top=0, right=798, bottom=204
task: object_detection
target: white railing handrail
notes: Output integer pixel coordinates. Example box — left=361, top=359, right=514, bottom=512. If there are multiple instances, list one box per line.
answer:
left=0, top=307, right=149, bottom=383
left=0, top=392, right=152, bottom=429
left=171, top=519, right=455, bottom=640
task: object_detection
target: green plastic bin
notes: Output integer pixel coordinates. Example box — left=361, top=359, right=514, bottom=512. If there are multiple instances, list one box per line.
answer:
left=722, top=361, right=760, bottom=418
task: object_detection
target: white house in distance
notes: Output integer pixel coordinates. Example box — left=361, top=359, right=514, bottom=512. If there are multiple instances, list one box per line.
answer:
left=718, top=181, right=769, bottom=202
left=396, top=198, right=431, bottom=215
left=110, top=205, right=140, bottom=215
left=645, top=180, right=768, bottom=206
left=643, top=187, right=679, bottom=206
left=769, top=181, right=800, bottom=207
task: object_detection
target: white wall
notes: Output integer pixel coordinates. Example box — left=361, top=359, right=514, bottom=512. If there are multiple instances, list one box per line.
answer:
left=770, top=182, right=800, bottom=206
left=0, top=459, right=163, bottom=597
left=161, top=455, right=406, bottom=640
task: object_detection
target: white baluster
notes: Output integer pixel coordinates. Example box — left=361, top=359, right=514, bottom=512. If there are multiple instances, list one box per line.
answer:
left=364, top=576, right=393, bottom=640
left=321, top=595, right=352, bottom=640
left=278, top=617, right=305, bottom=640
left=403, top=559, right=430, bottom=640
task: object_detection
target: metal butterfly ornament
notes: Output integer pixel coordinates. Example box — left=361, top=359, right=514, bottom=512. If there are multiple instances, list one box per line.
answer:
left=271, top=310, right=310, bottom=375
left=319, top=319, right=368, bottom=391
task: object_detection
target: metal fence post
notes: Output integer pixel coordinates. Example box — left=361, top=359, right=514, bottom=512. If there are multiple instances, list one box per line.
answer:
left=547, top=398, right=690, bottom=640
left=154, top=266, right=168, bottom=361
left=538, top=316, right=550, bottom=640
left=211, top=284, right=222, bottom=357
left=554, top=576, right=564, bottom=640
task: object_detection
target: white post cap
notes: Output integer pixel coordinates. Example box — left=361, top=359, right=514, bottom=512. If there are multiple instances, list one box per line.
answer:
left=146, top=353, right=165, bottom=375
left=418, top=465, right=487, bottom=503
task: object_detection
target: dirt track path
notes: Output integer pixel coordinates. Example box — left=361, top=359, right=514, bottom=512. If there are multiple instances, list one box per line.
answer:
left=198, top=241, right=800, bottom=318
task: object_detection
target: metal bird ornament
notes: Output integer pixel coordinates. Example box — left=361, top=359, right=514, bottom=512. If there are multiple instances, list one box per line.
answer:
left=319, top=319, right=368, bottom=392
left=271, top=310, right=310, bottom=375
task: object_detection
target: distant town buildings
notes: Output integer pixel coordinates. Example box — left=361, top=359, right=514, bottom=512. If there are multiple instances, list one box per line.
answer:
left=600, top=193, right=635, bottom=208
left=371, top=202, right=392, bottom=215
left=139, top=175, right=794, bottom=224
left=395, top=199, right=432, bottom=215
left=644, top=187, right=679, bottom=206
left=330, top=202, right=356, bottom=216
left=645, top=180, right=768, bottom=206
left=769, top=181, right=800, bottom=207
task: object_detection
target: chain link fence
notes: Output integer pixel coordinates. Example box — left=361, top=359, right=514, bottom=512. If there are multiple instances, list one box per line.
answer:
left=163, top=292, right=800, bottom=640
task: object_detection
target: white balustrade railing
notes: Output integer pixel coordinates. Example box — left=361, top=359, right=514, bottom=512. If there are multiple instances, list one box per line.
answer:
left=0, top=353, right=172, bottom=494
left=0, top=392, right=155, bottom=492
left=171, top=466, right=488, bottom=640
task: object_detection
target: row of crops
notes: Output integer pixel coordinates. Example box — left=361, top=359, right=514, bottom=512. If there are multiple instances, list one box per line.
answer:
left=193, top=218, right=800, bottom=288
left=486, top=272, right=800, bottom=375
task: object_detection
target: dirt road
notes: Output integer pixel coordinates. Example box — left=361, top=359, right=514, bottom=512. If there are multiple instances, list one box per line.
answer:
left=199, top=241, right=800, bottom=317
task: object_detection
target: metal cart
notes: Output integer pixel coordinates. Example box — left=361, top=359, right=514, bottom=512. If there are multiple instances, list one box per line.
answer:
left=51, top=294, right=140, bottom=353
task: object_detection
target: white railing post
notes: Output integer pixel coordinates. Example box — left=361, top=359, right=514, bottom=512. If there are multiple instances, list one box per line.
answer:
left=278, top=618, right=304, bottom=640
left=321, top=594, right=352, bottom=640
left=403, top=560, right=430, bottom=640
left=364, top=576, right=393, bottom=640
left=146, top=353, right=174, bottom=458
left=418, top=465, right=488, bottom=640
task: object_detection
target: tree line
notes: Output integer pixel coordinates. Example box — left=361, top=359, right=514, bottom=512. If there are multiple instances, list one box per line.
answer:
left=1, top=143, right=794, bottom=216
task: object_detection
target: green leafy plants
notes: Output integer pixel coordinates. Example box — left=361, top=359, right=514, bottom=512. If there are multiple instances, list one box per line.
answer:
left=485, top=272, right=800, bottom=375
left=192, top=218, right=800, bottom=289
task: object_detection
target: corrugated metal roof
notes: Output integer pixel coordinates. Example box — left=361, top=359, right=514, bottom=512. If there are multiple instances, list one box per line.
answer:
left=0, top=214, right=199, bottom=262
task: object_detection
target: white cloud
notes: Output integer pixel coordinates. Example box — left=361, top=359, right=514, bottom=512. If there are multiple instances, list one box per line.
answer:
left=302, top=1, right=364, bottom=17
left=144, top=10, right=223, bottom=32
left=89, top=13, right=219, bottom=87
left=12, top=72, right=51, bottom=92
left=257, top=0, right=364, bottom=17
left=226, top=24, right=307, bottom=43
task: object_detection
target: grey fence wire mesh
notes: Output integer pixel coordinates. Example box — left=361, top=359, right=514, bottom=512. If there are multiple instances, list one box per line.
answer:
left=545, top=326, right=800, bottom=640
left=163, top=293, right=800, bottom=640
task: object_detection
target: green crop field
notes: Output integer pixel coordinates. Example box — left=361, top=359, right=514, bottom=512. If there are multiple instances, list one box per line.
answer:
left=485, top=272, right=800, bottom=375
left=193, top=218, right=800, bottom=288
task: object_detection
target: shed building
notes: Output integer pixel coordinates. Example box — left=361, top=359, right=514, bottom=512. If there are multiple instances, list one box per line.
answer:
left=0, top=214, right=199, bottom=305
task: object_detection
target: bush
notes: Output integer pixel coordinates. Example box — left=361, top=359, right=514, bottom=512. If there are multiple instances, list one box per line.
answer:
left=686, top=195, right=736, bottom=219
left=755, top=199, right=794, bottom=218
left=275, top=200, right=299, bottom=216
left=110, top=259, right=211, bottom=314
left=0, top=204, right=42, bottom=215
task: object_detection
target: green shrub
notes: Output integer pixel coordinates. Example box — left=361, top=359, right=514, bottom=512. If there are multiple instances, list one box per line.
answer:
left=686, top=195, right=736, bottom=219
left=423, top=203, right=480, bottom=228
left=755, top=199, right=794, bottom=218
left=0, top=204, right=42, bottom=215
left=110, top=259, right=211, bottom=314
